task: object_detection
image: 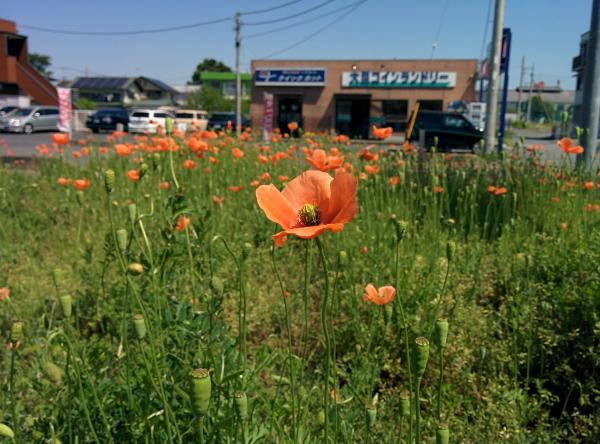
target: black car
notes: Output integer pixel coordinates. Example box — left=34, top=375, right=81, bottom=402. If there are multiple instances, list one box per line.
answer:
left=86, top=108, right=129, bottom=133
left=407, top=110, right=483, bottom=152
left=208, top=112, right=250, bottom=130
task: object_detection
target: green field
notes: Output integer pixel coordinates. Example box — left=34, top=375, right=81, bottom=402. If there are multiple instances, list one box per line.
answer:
left=0, top=130, right=599, bottom=443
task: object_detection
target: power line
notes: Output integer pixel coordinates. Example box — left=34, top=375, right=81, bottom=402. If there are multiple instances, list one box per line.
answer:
left=479, top=0, right=494, bottom=61
left=430, top=0, right=449, bottom=59
left=19, top=17, right=232, bottom=36
left=260, top=0, right=366, bottom=59
left=243, top=0, right=337, bottom=26
left=241, top=0, right=307, bottom=16
left=244, top=0, right=363, bottom=39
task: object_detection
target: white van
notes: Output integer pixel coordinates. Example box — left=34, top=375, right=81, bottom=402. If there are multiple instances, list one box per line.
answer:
left=128, top=109, right=172, bottom=134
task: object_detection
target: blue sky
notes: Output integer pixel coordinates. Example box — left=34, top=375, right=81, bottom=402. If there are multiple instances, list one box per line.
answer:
left=2, top=0, right=591, bottom=89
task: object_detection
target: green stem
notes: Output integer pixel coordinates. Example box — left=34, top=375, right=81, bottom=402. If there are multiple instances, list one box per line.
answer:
left=437, top=349, right=444, bottom=420
left=9, top=348, right=17, bottom=438
left=316, top=238, right=331, bottom=444
left=168, top=146, right=180, bottom=190
left=302, top=242, right=311, bottom=361
left=415, top=379, right=422, bottom=444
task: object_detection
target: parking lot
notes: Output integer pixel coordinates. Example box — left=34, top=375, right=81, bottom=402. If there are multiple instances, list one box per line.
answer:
left=0, top=130, right=118, bottom=158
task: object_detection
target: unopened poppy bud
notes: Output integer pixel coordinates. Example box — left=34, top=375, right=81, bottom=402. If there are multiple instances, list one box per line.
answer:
left=133, top=314, right=146, bottom=340
left=446, top=241, right=456, bottom=262
left=436, top=423, right=449, bottom=444
left=140, top=163, right=149, bottom=178
left=412, top=337, right=430, bottom=380
left=384, top=304, right=393, bottom=324
left=392, top=218, right=408, bottom=241
left=76, top=190, right=84, bottom=205
left=52, top=268, right=62, bottom=287
left=117, top=229, right=128, bottom=252
left=11, top=321, right=23, bottom=343
left=399, top=391, right=410, bottom=418
left=128, top=203, right=137, bottom=224
left=241, top=242, right=253, bottom=261
left=190, top=368, right=211, bottom=416
left=317, top=409, right=326, bottom=426
left=234, top=390, right=248, bottom=420
left=104, top=169, right=115, bottom=193
left=434, top=318, right=449, bottom=348
left=338, top=250, right=348, bottom=266
left=211, top=277, right=224, bottom=295
left=0, top=423, right=14, bottom=439
left=44, top=361, right=62, bottom=385
left=60, top=294, right=73, bottom=318
left=127, top=263, right=144, bottom=276
left=365, top=403, right=377, bottom=429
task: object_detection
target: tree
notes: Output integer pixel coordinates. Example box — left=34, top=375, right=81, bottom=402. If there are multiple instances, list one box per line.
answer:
left=190, top=58, right=232, bottom=84
left=29, top=53, right=53, bottom=79
left=186, top=86, right=250, bottom=115
left=74, top=98, right=97, bottom=110
left=530, top=95, right=555, bottom=123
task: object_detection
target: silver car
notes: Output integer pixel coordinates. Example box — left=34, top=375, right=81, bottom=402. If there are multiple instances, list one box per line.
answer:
left=3, top=106, right=59, bottom=134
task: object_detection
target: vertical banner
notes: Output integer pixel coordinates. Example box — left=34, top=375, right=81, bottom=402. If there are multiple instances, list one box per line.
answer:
left=263, top=92, right=274, bottom=141
left=57, top=87, right=72, bottom=135
left=497, top=28, right=512, bottom=154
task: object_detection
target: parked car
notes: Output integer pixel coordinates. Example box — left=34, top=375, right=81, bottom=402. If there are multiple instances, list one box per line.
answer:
left=407, top=110, right=483, bottom=152
left=1, top=106, right=59, bottom=134
left=208, top=112, right=250, bottom=131
left=86, top=108, right=129, bottom=133
left=0, top=106, right=19, bottom=117
left=128, top=109, right=173, bottom=134
left=175, top=109, right=208, bottom=132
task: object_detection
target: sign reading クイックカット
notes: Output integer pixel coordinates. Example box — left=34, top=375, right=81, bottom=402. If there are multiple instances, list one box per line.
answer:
left=341, top=71, right=457, bottom=88
left=255, top=68, right=326, bottom=86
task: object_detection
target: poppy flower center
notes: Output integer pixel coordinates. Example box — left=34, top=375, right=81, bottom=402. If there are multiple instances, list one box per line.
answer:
left=298, top=203, right=320, bottom=226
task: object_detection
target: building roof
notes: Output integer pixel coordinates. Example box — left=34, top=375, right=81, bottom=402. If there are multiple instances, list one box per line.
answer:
left=70, top=76, right=177, bottom=94
left=506, top=89, right=575, bottom=104
left=200, top=72, right=251, bottom=81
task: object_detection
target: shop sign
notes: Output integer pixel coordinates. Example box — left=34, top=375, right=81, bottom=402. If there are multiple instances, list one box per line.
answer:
left=255, top=68, right=326, bottom=86
left=341, top=71, right=456, bottom=88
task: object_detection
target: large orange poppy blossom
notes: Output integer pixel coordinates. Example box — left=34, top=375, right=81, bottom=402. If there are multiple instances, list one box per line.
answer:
left=558, top=138, right=584, bottom=154
left=363, top=284, right=396, bottom=305
left=256, top=170, right=358, bottom=246
left=305, top=149, right=344, bottom=172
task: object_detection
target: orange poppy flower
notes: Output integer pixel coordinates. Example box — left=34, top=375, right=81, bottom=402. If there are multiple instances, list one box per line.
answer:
left=305, top=149, right=344, bottom=172
left=57, top=177, right=71, bottom=186
left=278, top=175, right=289, bottom=182
left=81, top=147, right=89, bottom=157
left=359, top=172, right=368, bottom=180
left=99, top=146, right=109, bottom=154
left=188, top=137, right=208, bottom=153
left=256, top=170, right=358, bottom=246
left=183, top=159, right=197, bottom=170
left=73, top=179, right=91, bottom=191
left=260, top=172, right=270, bottom=181
left=175, top=215, right=190, bottom=231
left=584, top=181, right=595, bottom=190
left=527, top=144, right=544, bottom=152
left=209, top=156, right=218, bottom=164
left=228, top=185, right=244, bottom=193
left=364, top=165, right=380, bottom=175
left=258, top=154, right=269, bottom=164
left=494, top=187, right=508, bottom=195
left=372, top=126, right=393, bottom=140
left=287, top=121, right=298, bottom=132
left=0, top=287, right=9, bottom=301
left=127, top=169, right=140, bottom=182
left=359, top=148, right=379, bottom=162
left=434, top=186, right=443, bottom=193
left=232, top=147, right=244, bottom=158
left=363, top=284, right=396, bottom=305
left=72, top=151, right=81, bottom=159
left=52, top=133, right=70, bottom=146
left=560, top=222, right=568, bottom=230
left=160, top=181, right=170, bottom=190
left=389, top=176, right=400, bottom=186
left=250, top=180, right=260, bottom=187
left=212, top=195, right=225, bottom=206
left=558, top=138, right=584, bottom=154
left=114, top=143, right=133, bottom=157
left=334, top=134, right=349, bottom=143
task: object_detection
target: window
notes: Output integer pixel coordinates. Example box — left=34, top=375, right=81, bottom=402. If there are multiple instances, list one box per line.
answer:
left=382, top=100, right=408, bottom=131
left=176, top=113, right=194, bottom=119
left=46, top=109, right=59, bottom=115
left=154, top=112, right=167, bottom=118
left=132, top=112, right=149, bottom=118
left=443, top=115, right=470, bottom=130
left=418, top=100, right=443, bottom=111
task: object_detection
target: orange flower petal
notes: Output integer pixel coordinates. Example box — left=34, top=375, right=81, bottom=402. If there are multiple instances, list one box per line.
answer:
left=281, top=170, right=333, bottom=212
left=378, top=286, right=396, bottom=304
left=256, top=184, right=298, bottom=229
left=272, top=223, right=345, bottom=246
left=324, top=172, right=358, bottom=224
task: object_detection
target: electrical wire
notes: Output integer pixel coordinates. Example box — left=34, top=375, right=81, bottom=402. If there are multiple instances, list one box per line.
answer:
left=260, top=0, right=366, bottom=59
left=240, top=0, right=307, bottom=16
left=243, top=0, right=337, bottom=26
left=429, top=0, right=449, bottom=59
left=479, top=0, right=494, bottom=62
left=243, top=0, right=363, bottom=39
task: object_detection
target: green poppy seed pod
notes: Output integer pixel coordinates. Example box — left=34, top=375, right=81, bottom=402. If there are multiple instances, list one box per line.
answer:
left=140, top=163, right=149, bottom=178
left=52, top=268, right=62, bottom=287
left=0, top=423, right=14, bottom=439
left=190, top=368, right=211, bottom=416
left=128, top=203, right=137, bottom=224
left=104, top=169, right=115, bottom=193
left=317, top=409, right=326, bottom=426
left=384, top=304, right=393, bottom=324
left=399, top=391, right=410, bottom=418
left=59, top=294, right=73, bottom=319
left=234, top=390, right=248, bottom=420
left=365, top=403, right=377, bottom=430
left=392, top=218, right=408, bottom=241
left=133, top=314, right=146, bottom=340
left=434, top=318, right=449, bottom=349
left=10, top=321, right=23, bottom=343
left=117, top=229, right=128, bottom=252
left=412, top=337, right=430, bottom=380
left=210, top=277, right=224, bottom=296
left=436, top=423, right=450, bottom=444
left=127, top=263, right=144, bottom=276
left=446, top=241, right=456, bottom=262
left=44, top=361, right=62, bottom=385
left=76, top=190, right=84, bottom=206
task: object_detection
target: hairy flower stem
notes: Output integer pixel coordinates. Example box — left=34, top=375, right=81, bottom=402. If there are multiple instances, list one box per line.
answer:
left=271, top=245, right=298, bottom=443
left=316, top=238, right=332, bottom=444
left=9, top=348, right=17, bottom=438
left=415, top=379, right=422, bottom=444
left=302, top=242, right=312, bottom=361
left=428, top=262, right=451, bottom=340
left=437, top=349, right=444, bottom=420
left=168, top=146, right=180, bottom=190
left=394, top=239, right=413, bottom=444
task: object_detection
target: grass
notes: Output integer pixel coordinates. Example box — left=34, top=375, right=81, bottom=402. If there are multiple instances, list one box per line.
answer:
left=0, top=129, right=599, bottom=443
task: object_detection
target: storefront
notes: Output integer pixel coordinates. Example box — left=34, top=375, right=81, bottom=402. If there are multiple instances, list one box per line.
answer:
left=250, top=59, right=478, bottom=139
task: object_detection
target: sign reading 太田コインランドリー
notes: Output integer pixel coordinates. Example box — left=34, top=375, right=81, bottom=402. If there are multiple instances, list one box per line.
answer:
left=341, top=71, right=457, bottom=88
left=254, top=68, right=326, bottom=86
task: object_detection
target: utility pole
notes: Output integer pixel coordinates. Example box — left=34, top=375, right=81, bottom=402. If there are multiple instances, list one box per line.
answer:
left=483, top=0, right=505, bottom=154
left=526, top=64, right=534, bottom=123
left=516, top=56, right=525, bottom=122
left=235, top=12, right=242, bottom=137
left=581, top=0, right=600, bottom=166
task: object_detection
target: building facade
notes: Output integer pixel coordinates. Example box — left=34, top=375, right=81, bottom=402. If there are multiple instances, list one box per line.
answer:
left=572, top=31, right=588, bottom=125
left=250, top=59, right=478, bottom=138
left=199, top=72, right=251, bottom=100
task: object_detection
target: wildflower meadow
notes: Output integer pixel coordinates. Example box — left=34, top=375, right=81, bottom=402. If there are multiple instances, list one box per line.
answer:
left=0, top=126, right=599, bottom=443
